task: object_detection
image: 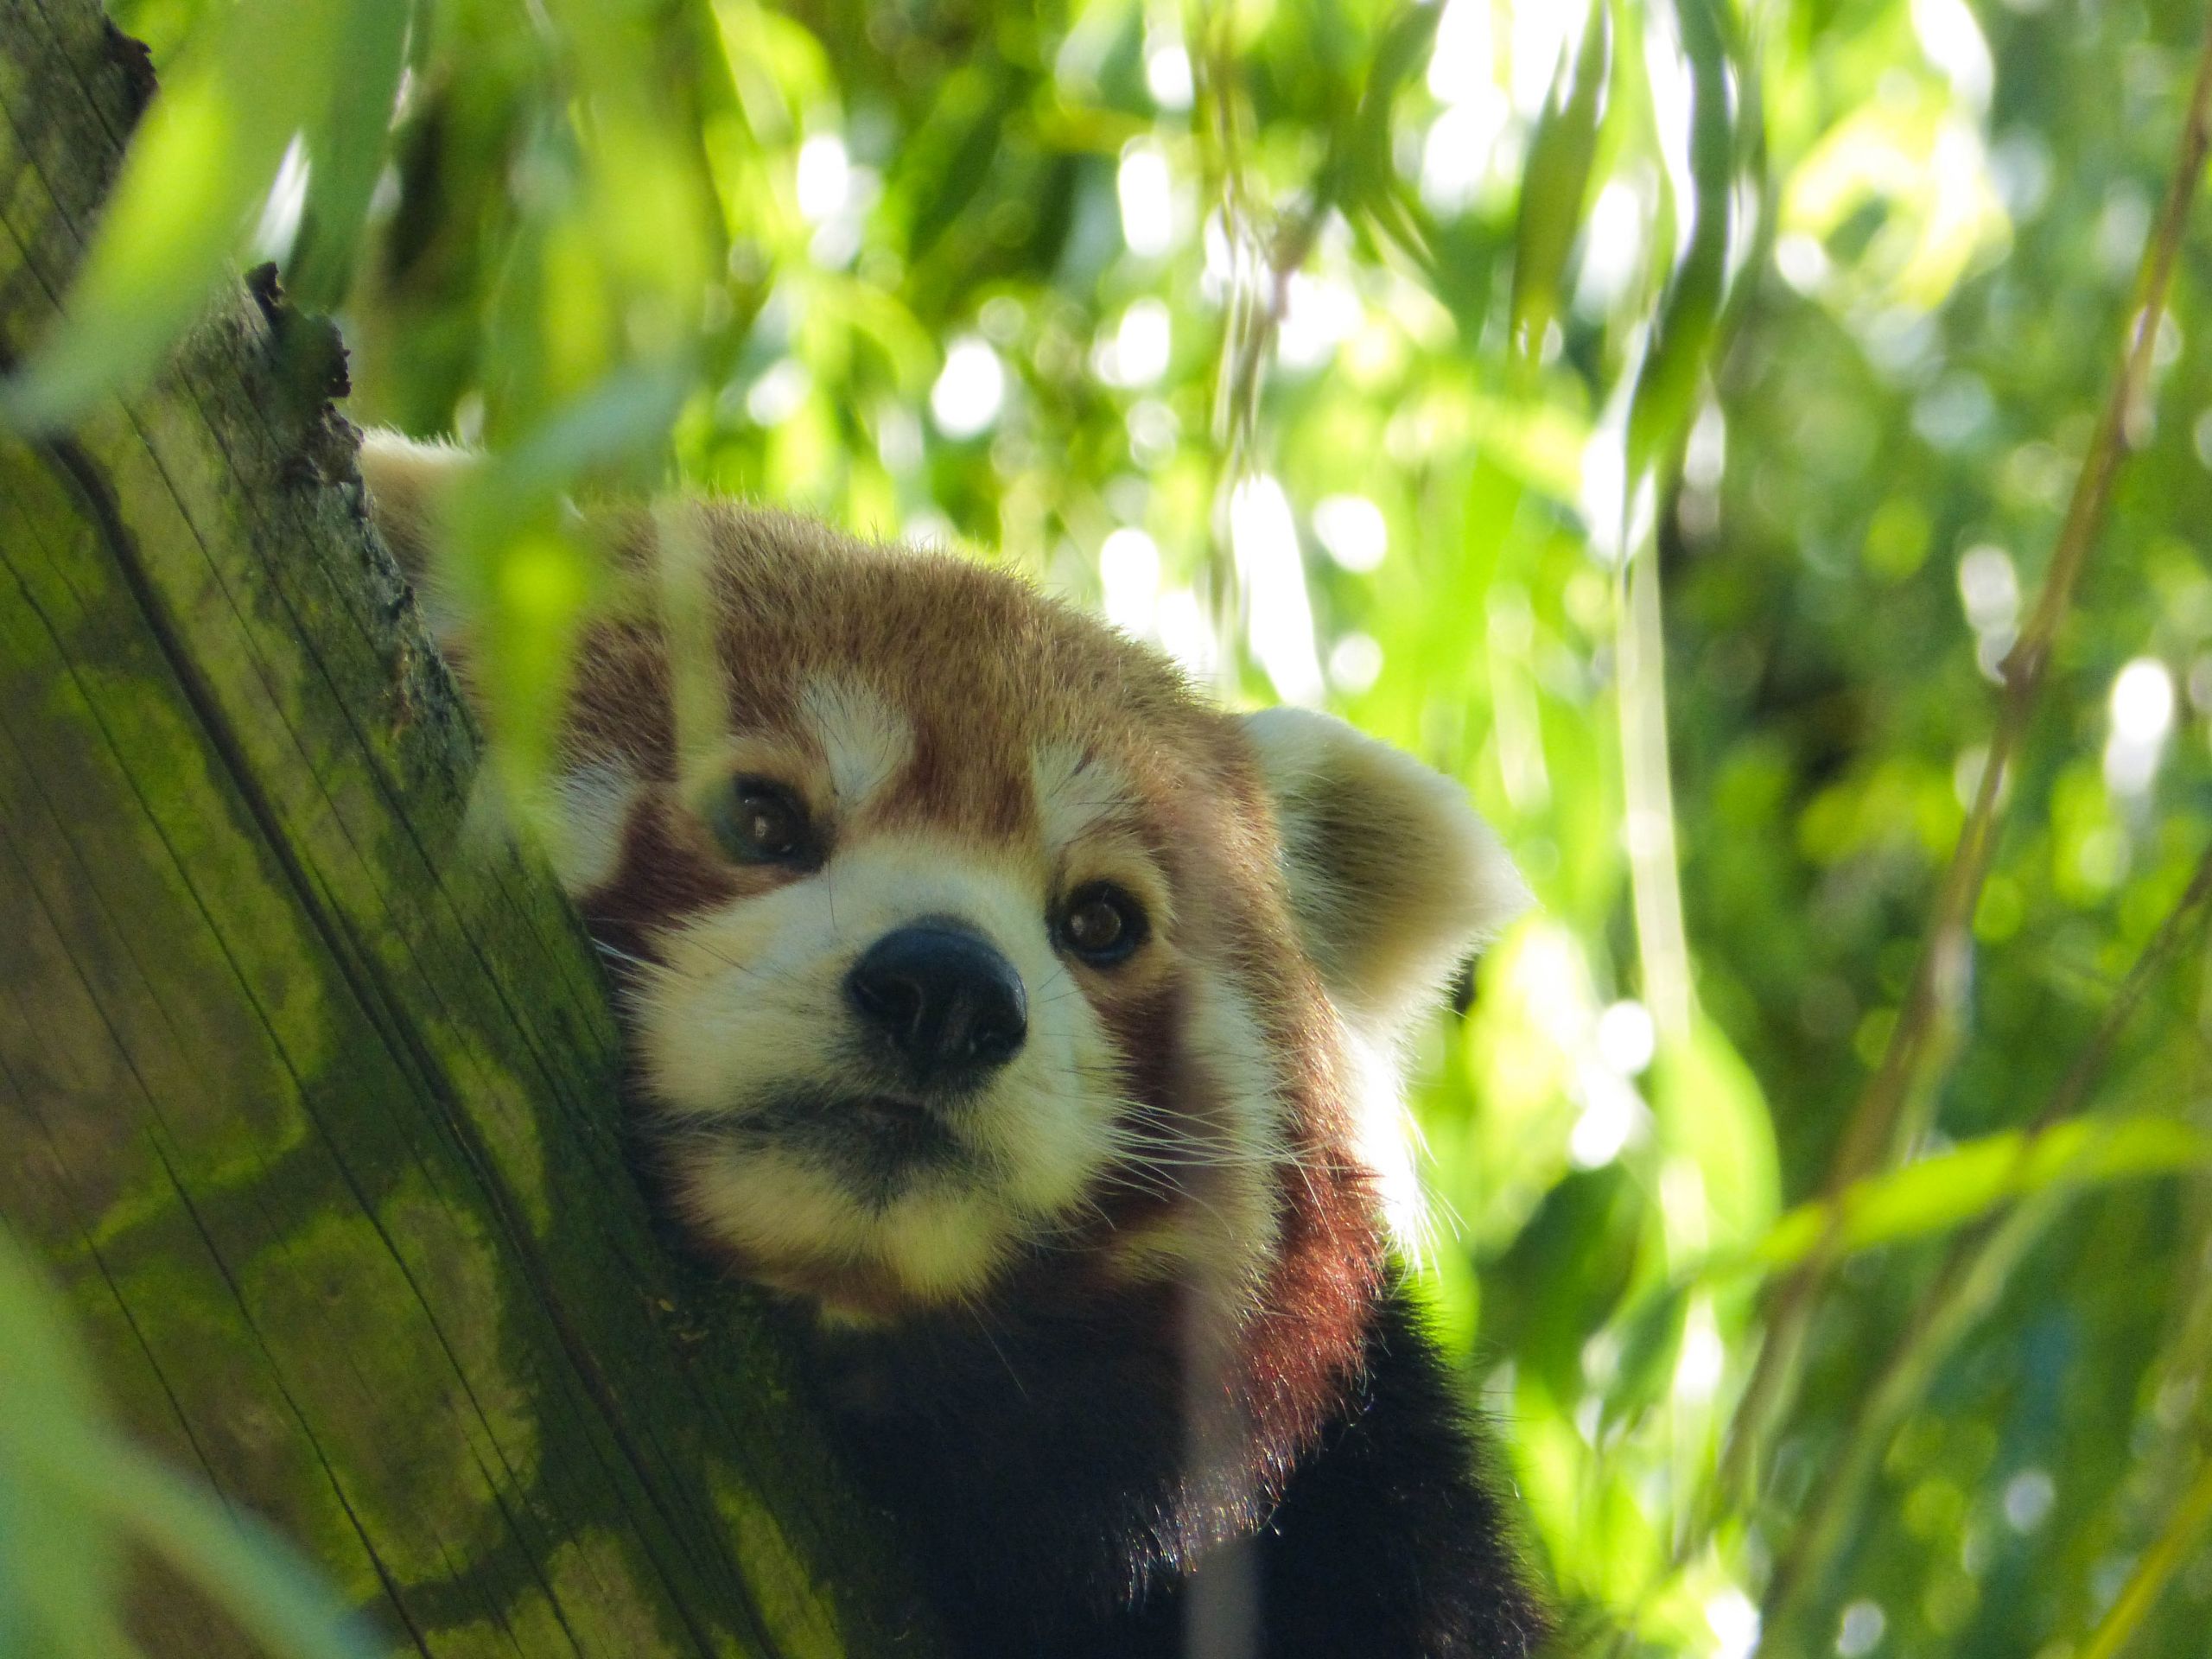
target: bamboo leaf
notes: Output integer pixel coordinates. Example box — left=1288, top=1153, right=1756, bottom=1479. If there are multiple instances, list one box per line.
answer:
left=287, top=0, right=413, bottom=309
left=60, top=1440, right=382, bottom=1659
left=0, top=1230, right=127, bottom=1659
left=1509, top=0, right=1612, bottom=365
left=0, top=0, right=344, bottom=430
left=1624, top=0, right=1738, bottom=479
left=1751, top=1117, right=2212, bottom=1271
left=1602, top=1281, right=1690, bottom=1428
left=1343, top=2, right=1446, bottom=213
left=1650, top=1014, right=1781, bottom=1259
left=4, top=1228, right=372, bottom=1658
left=2078, top=1450, right=2212, bottom=1659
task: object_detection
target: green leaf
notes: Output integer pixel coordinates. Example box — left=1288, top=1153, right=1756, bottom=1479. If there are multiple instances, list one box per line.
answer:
left=1624, top=0, right=1739, bottom=480
left=1509, top=0, right=1611, bottom=365
left=493, top=362, right=694, bottom=499
left=0, top=0, right=356, bottom=431
left=1341, top=2, right=1446, bottom=217
left=433, top=367, right=686, bottom=809
left=1602, top=1281, right=1690, bottom=1428
left=0, top=1229, right=376, bottom=1659
left=1650, top=1013, right=1781, bottom=1260
left=0, top=1230, right=128, bottom=1659
left=287, top=0, right=413, bottom=309
left=1751, top=1116, right=2212, bottom=1271
left=60, top=1439, right=382, bottom=1659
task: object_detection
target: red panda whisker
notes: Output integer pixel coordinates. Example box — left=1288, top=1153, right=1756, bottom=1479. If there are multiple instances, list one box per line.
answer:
left=1106, top=1150, right=1290, bottom=1174
left=1094, top=1121, right=1266, bottom=1156
left=1096, top=1123, right=1286, bottom=1163
left=686, top=941, right=780, bottom=981
left=1086, top=1161, right=1242, bottom=1214
left=590, top=939, right=660, bottom=975
left=950, top=1299, right=1034, bottom=1404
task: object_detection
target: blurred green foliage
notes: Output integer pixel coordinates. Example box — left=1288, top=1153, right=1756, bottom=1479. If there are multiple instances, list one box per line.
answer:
left=0, top=1227, right=375, bottom=1659
left=10, top=0, right=2212, bottom=1655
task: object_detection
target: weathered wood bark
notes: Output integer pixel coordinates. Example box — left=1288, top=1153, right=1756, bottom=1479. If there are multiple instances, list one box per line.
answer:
left=0, top=3, right=937, bottom=1654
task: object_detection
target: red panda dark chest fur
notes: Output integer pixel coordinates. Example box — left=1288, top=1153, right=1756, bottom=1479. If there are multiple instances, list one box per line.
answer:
left=360, top=431, right=1551, bottom=1658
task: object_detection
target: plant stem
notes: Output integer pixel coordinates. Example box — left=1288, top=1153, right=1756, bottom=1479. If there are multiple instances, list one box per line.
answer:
left=1707, top=0, right=2212, bottom=1533
left=1756, top=837, right=2212, bottom=1630
left=2078, top=1448, right=2212, bottom=1659
left=1619, top=514, right=1694, bottom=1042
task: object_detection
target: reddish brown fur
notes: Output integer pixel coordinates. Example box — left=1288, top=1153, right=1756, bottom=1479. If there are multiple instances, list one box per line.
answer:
left=359, top=434, right=1548, bottom=1655
left=544, top=501, right=1385, bottom=1476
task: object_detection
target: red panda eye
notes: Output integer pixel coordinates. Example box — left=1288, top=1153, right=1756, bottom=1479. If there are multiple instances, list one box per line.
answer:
left=1058, top=883, right=1147, bottom=964
left=713, top=779, right=816, bottom=867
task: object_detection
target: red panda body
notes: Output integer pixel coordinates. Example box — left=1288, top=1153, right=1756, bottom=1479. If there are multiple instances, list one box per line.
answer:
left=360, top=432, right=1549, bottom=1658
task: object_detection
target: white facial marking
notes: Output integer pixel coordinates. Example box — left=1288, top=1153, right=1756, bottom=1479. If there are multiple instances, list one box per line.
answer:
left=632, top=830, right=1124, bottom=1304
left=539, top=760, right=639, bottom=895
left=679, top=1146, right=1010, bottom=1301
left=800, top=677, right=912, bottom=812
left=1032, top=741, right=1139, bottom=855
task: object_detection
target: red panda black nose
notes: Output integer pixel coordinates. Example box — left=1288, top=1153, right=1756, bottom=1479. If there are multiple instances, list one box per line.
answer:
left=845, top=925, right=1028, bottom=1084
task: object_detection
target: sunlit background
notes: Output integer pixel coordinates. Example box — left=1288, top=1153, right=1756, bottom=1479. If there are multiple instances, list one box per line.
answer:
left=9, top=0, right=2212, bottom=1654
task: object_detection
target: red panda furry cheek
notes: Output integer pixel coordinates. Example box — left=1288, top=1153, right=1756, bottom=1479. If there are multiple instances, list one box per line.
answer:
left=1239, top=706, right=1529, bottom=1030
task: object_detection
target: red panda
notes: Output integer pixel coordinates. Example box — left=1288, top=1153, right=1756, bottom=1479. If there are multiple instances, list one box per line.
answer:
left=359, top=430, right=1550, bottom=1659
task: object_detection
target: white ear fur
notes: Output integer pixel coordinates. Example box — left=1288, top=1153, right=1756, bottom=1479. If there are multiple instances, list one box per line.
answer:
left=1242, top=706, right=1529, bottom=1028
left=362, top=431, right=647, bottom=893
left=356, top=428, right=477, bottom=649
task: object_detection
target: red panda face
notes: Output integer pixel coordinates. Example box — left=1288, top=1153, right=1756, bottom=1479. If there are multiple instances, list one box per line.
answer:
left=553, top=513, right=1312, bottom=1319
left=619, top=671, right=1230, bottom=1315
left=359, top=439, right=1529, bottom=1325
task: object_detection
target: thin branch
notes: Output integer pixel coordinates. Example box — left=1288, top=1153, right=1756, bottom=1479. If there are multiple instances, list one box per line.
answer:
left=2078, top=1446, right=2212, bottom=1659
left=2027, top=852, right=2212, bottom=1136
left=1840, top=2, right=2212, bottom=1187
left=1708, top=3, right=2212, bottom=1527
left=1754, top=837, right=2212, bottom=1634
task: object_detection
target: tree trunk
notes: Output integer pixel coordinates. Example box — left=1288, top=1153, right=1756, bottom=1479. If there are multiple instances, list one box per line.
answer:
left=0, top=3, right=933, bottom=1654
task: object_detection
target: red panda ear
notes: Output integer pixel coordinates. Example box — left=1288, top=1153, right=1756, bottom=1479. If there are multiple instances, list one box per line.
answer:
left=356, top=429, right=478, bottom=655
left=1241, top=707, right=1529, bottom=1027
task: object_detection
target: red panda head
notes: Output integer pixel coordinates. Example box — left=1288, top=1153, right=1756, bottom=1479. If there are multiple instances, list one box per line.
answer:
left=360, top=435, right=1528, bottom=1330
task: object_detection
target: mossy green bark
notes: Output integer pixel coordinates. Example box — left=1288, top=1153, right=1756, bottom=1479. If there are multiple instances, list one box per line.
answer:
left=0, top=3, right=933, bottom=1653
